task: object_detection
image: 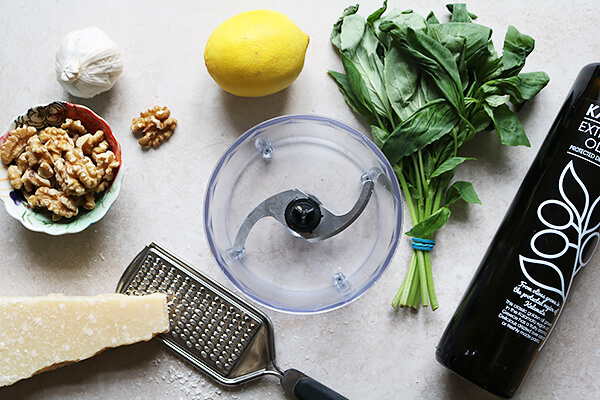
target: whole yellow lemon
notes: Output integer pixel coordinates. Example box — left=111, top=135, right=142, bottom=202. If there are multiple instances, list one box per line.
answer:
left=204, top=10, right=309, bottom=97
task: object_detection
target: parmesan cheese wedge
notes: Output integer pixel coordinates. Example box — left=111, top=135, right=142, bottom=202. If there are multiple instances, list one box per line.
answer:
left=0, top=293, right=169, bottom=387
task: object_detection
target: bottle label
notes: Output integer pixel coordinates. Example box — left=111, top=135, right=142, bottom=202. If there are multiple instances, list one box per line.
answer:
left=498, top=98, right=600, bottom=347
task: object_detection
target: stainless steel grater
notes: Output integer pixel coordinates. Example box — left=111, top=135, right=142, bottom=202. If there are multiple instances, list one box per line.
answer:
left=116, top=242, right=348, bottom=400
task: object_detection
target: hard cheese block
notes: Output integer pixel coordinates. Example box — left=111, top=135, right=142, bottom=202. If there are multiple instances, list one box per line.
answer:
left=0, top=293, right=169, bottom=387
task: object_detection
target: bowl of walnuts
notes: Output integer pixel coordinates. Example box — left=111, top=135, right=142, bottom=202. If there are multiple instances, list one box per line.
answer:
left=0, top=101, right=123, bottom=235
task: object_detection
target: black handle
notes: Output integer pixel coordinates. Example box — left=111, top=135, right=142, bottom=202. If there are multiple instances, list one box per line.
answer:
left=281, top=369, right=349, bottom=400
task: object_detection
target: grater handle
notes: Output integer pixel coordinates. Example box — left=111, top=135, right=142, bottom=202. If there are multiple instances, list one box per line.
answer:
left=281, top=369, right=349, bottom=400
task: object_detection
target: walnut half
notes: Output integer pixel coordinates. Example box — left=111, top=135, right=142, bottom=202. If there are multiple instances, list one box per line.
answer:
left=28, top=187, right=79, bottom=221
left=131, top=105, right=177, bottom=148
left=0, top=126, right=37, bottom=164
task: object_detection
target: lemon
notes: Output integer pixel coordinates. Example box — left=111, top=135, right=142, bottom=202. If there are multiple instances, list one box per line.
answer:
left=204, top=10, right=309, bottom=97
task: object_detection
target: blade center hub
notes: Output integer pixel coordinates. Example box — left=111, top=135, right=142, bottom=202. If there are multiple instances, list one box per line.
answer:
left=284, top=198, right=323, bottom=233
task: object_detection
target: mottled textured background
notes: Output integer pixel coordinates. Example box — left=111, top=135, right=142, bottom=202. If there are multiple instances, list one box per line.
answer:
left=1, top=1, right=598, bottom=399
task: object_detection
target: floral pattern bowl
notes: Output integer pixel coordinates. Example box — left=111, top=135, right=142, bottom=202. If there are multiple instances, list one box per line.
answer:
left=0, top=101, right=123, bottom=235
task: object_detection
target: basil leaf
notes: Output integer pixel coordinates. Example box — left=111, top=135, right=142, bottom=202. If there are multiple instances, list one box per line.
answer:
left=383, top=45, right=419, bottom=120
left=340, top=52, right=375, bottom=114
left=381, top=100, right=459, bottom=163
left=331, top=4, right=360, bottom=49
left=501, top=25, right=535, bottom=76
left=430, top=157, right=476, bottom=179
left=425, top=11, right=439, bottom=25
left=328, top=70, right=373, bottom=118
left=374, top=8, right=427, bottom=49
left=469, top=107, right=493, bottom=134
left=376, top=8, right=427, bottom=32
left=381, top=24, right=466, bottom=115
left=446, top=4, right=478, bottom=21
left=484, top=103, right=530, bottom=146
left=485, top=94, right=510, bottom=107
left=367, top=0, right=388, bottom=25
left=371, top=125, right=389, bottom=147
left=427, top=25, right=468, bottom=90
left=434, top=23, right=492, bottom=71
left=412, top=73, right=440, bottom=111
left=339, top=14, right=367, bottom=53
left=340, top=18, right=394, bottom=122
left=447, top=3, right=476, bottom=22
left=446, top=180, right=481, bottom=205
left=405, top=207, right=451, bottom=237
left=472, top=40, right=503, bottom=84
left=480, top=71, right=550, bottom=104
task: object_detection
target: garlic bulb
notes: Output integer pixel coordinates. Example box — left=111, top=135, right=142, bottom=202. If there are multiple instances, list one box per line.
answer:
left=55, top=27, right=124, bottom=99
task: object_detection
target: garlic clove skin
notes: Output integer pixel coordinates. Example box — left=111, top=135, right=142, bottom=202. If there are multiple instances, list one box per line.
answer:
left=55, top=27, right=124, bottom=99
left=60, top=61, right=81, bottom=82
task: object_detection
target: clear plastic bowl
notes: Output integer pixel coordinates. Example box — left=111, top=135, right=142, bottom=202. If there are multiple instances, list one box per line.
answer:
left=204, top=115, right=402, bottom=313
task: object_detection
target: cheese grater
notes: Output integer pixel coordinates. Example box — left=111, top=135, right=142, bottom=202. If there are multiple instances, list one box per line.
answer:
left=116, top=243, right=348, bottom=400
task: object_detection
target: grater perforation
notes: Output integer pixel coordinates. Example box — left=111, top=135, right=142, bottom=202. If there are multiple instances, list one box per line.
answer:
left=118, top=245, right=262, bottom=378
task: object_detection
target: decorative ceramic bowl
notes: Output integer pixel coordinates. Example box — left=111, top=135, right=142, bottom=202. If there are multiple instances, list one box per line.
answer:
left=204, top=114, right=402, bottom=313
left=0, top=101, right=123, bottom=235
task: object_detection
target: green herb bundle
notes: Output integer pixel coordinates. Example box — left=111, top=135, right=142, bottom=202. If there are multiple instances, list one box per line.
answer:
left=329, top=2, right=549, bottom=310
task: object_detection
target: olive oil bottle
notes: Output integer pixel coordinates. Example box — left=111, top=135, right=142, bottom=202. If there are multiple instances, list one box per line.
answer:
left=436, top=63, right=600, bottom=398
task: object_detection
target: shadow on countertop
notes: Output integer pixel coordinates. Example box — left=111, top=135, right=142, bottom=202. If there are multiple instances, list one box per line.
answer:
left=0, top=340, right=162, bottom=399
left=221, top=86, right=291, bottom=135
left=0, top=338, right=292, bottom=400
left=440, top=370, right=502, bottom=400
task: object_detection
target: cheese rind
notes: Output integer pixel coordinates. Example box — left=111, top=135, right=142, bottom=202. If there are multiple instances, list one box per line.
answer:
left=0, top=293, right=169, bottom=387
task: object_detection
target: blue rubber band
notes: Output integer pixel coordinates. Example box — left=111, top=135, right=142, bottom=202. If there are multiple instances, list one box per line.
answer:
left=411, top=238, right=435, bottom=251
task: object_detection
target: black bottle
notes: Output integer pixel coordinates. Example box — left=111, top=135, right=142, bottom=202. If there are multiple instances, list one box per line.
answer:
left=436, top=63, right=600, bottom=398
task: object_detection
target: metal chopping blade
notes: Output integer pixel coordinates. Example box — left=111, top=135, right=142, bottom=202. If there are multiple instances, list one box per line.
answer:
left=116, top=243, right=348, bottom=400
left=230, top=171, right=376, bottom=258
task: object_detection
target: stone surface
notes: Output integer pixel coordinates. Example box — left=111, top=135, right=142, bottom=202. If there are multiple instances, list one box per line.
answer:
left=0, top=1, right=599, bottom=399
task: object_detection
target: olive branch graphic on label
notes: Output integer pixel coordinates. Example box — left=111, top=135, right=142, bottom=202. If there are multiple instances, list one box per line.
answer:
left=519, top=161, right=600, bottom=346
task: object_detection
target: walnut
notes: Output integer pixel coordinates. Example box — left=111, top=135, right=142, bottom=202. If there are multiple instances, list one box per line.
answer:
left=7, top=138, right=55, bottom=193
left=92, top=140, right=109, bottom=154
left=61, top=118, right=87, bottom=140
left=131, top=105, right=177, bottom=148
left=1, top=118, right=120, bottom=219
left=38, top=161, right=54, bottom=180
left=66, top=148, right=101, bottom=190
left=39, top=127, right=74, bottom=159
left=76, top=130, right=104, bottom=155
left=21, top=168, right=52, bottom=193
left=28, top=187, right=79, bottom=221
left=93, top=149, right=120, bottom=188
left=7, top=165, right=24, bottom=190
left=80, top=192, right=96, bottom=211
left=14, top=152, right=29, bottom=172
left=0, top=125, right=37, bottom=164
left=23, top=136, right=55, bottom=179
left=54, top=148, right=101, bottom=197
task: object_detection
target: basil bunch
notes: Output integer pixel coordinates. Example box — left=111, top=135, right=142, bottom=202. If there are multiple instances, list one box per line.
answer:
left=330, top=2, right=549, bottom=310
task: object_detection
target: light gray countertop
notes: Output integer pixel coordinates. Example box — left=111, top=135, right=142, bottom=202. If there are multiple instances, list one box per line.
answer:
left=1, top=1, right=599, bottom=399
